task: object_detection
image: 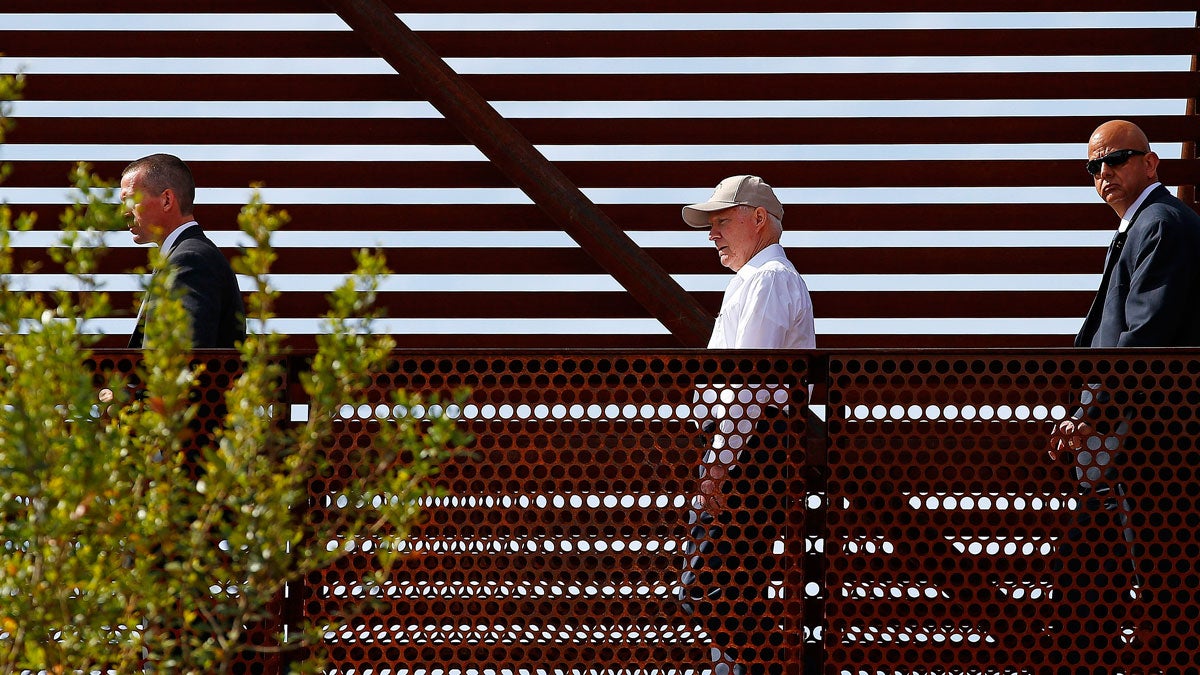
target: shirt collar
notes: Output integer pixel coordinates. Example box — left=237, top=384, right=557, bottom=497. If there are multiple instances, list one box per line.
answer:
left=1118, top=182, right=1161, bottom=233
left=735, top=243, right=787, bottom=279
left=160, top=220, right=199, bottom=253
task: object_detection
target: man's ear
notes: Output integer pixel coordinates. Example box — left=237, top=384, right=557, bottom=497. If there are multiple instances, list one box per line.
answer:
left=159, top=187, right=176, bottom=213
left=1144, top=152, right=1161, bottom=179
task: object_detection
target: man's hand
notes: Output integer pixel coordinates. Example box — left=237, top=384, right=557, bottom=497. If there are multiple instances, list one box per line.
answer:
left=1050, top=418, right=1095, bottom=460
left=697, top=462, right=728, bottom=512
left=97, top=387, right=118, bottom=419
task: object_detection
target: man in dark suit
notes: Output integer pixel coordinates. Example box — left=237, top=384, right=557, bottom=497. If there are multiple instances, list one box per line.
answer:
left=1054, top=120, right=1200, bottom=450
left=1072, top=120, right=1200, bottom=349
left=1048, top=120, right=1200, bottom=652
left=120, top=154, right=245, bottom=349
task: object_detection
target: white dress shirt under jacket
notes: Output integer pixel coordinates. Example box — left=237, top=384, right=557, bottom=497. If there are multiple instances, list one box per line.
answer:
left=1118, top=181, right=1161, bottom=233
left=708, top=243, right=815, bottom=349
left=160, top=220, right=199, bottom=254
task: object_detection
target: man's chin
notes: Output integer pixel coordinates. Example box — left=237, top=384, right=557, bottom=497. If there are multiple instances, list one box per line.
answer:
left=1102, top=194, right=1129, bottom=212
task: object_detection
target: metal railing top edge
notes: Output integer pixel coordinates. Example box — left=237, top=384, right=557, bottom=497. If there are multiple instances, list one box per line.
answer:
left=88, top=347, right=1200, bottom=355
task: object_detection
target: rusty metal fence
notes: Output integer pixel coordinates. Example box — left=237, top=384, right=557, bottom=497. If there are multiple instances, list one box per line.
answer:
left=90, top=349, right=1200, bottom=674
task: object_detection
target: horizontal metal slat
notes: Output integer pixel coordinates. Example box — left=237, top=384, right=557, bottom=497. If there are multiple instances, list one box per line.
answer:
left=11, top=246, right=1108, bottom=275
left=9, top=203, right=1129, bottom=232
left=8, top=115, right=1200, bottom=146
left=20, top=72, right=1200, bottom=101
left=11, top=159, right=1198, bottom=188
left=4, top=28, right=1196, bottom=58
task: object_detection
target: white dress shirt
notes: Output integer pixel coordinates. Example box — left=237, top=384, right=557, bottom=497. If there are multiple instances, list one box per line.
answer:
left=160, top=220, right=199, bottom=253
left=1118, top=182, right=1161, bottom=233
left=708, top=243, right=815, bottom=349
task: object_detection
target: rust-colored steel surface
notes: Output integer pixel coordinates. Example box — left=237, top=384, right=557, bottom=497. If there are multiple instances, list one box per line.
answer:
left=301, top=352, right=810, bottom=673
left=65, top=349, right=1200, bottom=673
left=825, top=351, right=1200, bottom=674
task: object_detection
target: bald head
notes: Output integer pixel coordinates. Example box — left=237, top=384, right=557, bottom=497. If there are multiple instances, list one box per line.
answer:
left=1089, top=120, right=1150, bottom=155
left=1087, top=120, right=1159, bottom=217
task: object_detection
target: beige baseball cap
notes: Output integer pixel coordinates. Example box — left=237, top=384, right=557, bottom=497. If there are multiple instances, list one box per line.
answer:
left=682, top=175, right=784, bottom=228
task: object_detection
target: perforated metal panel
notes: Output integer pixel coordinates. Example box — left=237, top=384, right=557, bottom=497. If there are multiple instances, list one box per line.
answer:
left=824, top=352, right=1200, bottom=674
left=68, top=349, right=1200, bottom=672
left=299, top=353, right=810, bottom=673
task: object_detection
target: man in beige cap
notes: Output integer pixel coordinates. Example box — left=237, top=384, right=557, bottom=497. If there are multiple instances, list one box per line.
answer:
left=683, top=174, right=815, bottom=349
left=678, top=176, right=814, bottom=675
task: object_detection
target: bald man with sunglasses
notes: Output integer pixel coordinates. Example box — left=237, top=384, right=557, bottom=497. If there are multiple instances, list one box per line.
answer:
left=1073, top=119, right=1200, bottom=349
left=1056, top=119, right=1200, bottom=464
left=1047, top=120, right=1200, bottom=650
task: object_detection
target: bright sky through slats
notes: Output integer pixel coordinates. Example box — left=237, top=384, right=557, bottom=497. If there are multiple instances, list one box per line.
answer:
left=0, top=186, right=1105, bottom=205
left=3, top=273, right=1104, bottom=294
left=2, top=9, right=1196, bottom=342
left=1, top=12, right=1194, bottom=31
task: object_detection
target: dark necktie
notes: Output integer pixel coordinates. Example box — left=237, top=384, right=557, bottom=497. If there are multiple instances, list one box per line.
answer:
left=1075, top=229, right=1128, bottom=347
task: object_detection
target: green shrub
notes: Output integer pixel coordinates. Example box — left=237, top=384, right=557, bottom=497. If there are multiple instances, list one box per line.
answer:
left=0, top=72, right=469, bottom=674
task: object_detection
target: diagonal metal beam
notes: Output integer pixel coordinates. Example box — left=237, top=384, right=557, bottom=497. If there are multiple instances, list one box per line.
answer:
left=322, top=0, right=714, bottom=347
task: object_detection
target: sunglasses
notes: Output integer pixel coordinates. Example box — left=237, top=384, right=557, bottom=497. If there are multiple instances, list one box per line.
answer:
left=1086, top=149, right=1147, bottom=176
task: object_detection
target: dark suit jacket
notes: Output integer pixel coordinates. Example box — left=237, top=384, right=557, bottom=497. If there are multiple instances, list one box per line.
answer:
left=129, top=226, right=246, bottom=349
left=1075, top=185, right=1200, bottom=347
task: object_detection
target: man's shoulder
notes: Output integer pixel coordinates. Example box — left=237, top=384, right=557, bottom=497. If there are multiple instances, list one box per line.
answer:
left=752, top=259, right=800, bottom=276
left=176, top=225, right=229, bottom=249
left=172, top=226, right=215, bottom=246
left=1131, top=195, right=1200, bottom=246
left=169, top=230, right=231, bottom=267
left=749, top=251, right=802, bottom=278
left=1123, top=195, right=1200, bottom=265
left=1139, top=188, right=1200, bottom=225
left=741, top=257, right=811, bottom=300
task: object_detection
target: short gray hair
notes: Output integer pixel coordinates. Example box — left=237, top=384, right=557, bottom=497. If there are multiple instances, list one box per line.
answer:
left=122, top=153, right=195, bottom=214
